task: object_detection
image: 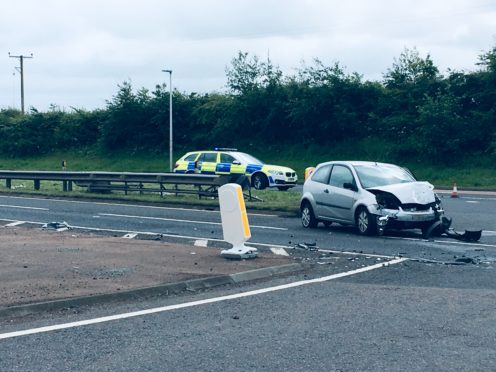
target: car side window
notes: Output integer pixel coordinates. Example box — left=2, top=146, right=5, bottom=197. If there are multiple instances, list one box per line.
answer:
left=220, top=153, right=235, bottom=163
left=329, top=165, right=354, bottom=189
left=311, top=165, right=331, bottom=184
left=184, top=153, right=199, bottom=161
left=202, top=153, right=218, bottom=162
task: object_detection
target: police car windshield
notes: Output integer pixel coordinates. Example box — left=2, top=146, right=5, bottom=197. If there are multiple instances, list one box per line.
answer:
left=234, top=152, right=264, bottom=165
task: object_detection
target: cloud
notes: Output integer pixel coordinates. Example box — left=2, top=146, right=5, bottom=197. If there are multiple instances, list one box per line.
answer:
left=1, top=0, right=495, bottom=110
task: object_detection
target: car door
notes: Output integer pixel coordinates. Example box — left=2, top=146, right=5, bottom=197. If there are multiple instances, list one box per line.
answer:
left=323, top=164, right=357, bottom=223
left=216, top=152, right=234, bottom=174
left=198, top=152, right=218, bottom=174
left=308, top=164, right=333, bottom=217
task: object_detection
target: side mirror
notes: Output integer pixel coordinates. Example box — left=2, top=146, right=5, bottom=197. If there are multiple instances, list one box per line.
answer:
left=343, top=182, right=357, bottom=192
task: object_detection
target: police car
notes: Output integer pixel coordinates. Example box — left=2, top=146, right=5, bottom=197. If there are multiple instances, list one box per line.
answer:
left=173, top=148, right=298, bottom=190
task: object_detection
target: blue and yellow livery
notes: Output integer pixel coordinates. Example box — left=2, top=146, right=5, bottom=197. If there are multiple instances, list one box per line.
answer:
left=173, top=149, right=298, bottom=190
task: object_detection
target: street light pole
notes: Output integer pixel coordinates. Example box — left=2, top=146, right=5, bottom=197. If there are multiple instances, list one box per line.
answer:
left=162, top=69, right=173, bottom=172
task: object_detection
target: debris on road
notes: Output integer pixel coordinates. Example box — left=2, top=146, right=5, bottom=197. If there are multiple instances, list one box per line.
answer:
left=422, top=215, right=482, bottom=242
left=42, top=221, right=72, bottom=232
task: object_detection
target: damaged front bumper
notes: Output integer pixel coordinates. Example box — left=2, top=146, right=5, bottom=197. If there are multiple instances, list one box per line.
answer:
left=369, top=203, right=446, bottom=235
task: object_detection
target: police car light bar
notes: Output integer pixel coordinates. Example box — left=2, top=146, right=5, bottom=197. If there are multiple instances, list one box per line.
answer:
left=214, top=147, right=238, bottom=151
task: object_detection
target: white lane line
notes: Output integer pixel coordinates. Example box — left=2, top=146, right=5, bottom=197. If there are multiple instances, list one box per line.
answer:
left=122, top=233, right=138, bottom=239
left=0, top=195, right=276, bottom=216
left=0, top=204, right=48, bottom=211
left=383, top=235, right=496, bottom=249
left=4, top=221, right=26, bottom=227
left=0, top=257, right=408, bottom=340
left=482, top=231, right=496, bottom=236
left=194, top=239, right=208, bottom=247
left=465, top=201, right=479, bottom=204
left=99, top=213, right=288, bottom=231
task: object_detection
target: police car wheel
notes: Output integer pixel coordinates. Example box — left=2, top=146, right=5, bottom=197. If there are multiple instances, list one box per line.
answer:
left=252, top=174, right=267, bottom=190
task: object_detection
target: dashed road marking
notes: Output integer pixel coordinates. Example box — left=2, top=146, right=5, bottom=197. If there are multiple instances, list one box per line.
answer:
left=99, top=213, right=288, bottom=231
left=194, top=239, right=208, bottom=247
left=4, top=221, right=25, bottom=227
left=270, top=247, right=290, bottom=256
left=122, top=233, right=138, bottom=239
left=0, top=204, right=48, bottom=211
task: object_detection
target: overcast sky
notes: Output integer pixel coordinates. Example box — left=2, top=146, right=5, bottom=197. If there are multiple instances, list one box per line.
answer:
left=1, top=0, right=495, bottom=111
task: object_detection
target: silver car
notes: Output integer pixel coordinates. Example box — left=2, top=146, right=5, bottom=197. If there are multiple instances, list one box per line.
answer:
left=300, top=161, right=444, bottom=235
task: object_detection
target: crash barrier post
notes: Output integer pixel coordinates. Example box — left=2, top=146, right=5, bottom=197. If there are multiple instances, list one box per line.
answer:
left=304, top=167, right=315, bottom=181
left=218, top=183, right=257, bottom=259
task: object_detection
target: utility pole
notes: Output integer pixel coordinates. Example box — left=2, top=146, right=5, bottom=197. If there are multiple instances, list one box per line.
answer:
left=9, top=52, right=33, bottom=114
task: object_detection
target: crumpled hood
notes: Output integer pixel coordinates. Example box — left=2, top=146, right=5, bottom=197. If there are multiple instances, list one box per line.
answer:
left=367, top=181, right=435, bottom=204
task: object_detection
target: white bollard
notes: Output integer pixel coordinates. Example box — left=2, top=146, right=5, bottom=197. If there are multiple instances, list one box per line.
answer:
left=218, top=183, right=257, bottom=259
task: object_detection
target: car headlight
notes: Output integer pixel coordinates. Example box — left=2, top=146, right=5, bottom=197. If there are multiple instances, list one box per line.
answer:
left=268, top=170, right=283, bottom=176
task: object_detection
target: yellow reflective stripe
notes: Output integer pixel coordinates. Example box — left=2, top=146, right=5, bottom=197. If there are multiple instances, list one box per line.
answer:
left=201, top=162, right=217, bottom=172
left=236, top=186, right=250, bottom=238
left=231, top=164, right=245, bottom=174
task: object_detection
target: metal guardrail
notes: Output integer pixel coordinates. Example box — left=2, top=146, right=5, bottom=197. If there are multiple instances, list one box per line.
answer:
left=0, top=170, right=255, bottom=199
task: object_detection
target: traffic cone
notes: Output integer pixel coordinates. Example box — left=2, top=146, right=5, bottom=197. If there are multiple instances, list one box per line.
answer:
left=451, top=183, right=459, bottom=198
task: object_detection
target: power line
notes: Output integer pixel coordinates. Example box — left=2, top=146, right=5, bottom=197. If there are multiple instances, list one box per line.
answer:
left=8, top=52, right=33, bottom=114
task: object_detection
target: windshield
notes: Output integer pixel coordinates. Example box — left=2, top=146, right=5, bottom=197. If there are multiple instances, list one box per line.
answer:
left=233, top=152, right=264, bottom=165
left=354, top=164, right=416, bottom=188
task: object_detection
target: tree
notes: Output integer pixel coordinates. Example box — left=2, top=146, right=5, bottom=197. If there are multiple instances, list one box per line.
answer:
left=383, top=47, right=440, bottom=88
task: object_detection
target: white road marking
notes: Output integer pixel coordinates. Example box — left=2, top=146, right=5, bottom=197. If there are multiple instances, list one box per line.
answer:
left=0, top=195, right=276, bottom=216
left=0, top=204, right=48, bottom=211
left=1, top=217, right=495, bottom=251
left=0, top=257, right=408, bottom=340
left=482, top=231, right=496, bottom=236
left=270, top=247, right=289, bottom=256
left=383, top=235, right=496, bottom=249
left=465, top=201, right=479, bottom=204
left=99, top=213, right=288, bottom=231
left=4, top=221, right=26, bottom=227
left=194, top=239, right=208, bottom=247
left=122, top=233, right=138, bottom=239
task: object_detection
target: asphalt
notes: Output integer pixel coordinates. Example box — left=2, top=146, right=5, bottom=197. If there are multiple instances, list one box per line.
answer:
left=0, top=226, right=301, bottom=318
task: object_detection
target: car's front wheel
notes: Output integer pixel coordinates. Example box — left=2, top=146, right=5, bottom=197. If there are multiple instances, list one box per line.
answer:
left=301, top=202, right=318, bottom=228
left=252, top=173, right=268, bottom=190
left=356, top=207, right=376, bottom=235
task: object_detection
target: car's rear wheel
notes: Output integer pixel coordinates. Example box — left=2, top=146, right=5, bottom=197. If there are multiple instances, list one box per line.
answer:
left=252, top=173, right=268, bottom=190
left=356, top=207, right=376, bottom=235
left=301, top=202, right=318, bottom=228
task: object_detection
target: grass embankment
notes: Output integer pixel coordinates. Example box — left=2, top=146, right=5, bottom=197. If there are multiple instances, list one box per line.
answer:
left=0, top=145, right=494, bottom=213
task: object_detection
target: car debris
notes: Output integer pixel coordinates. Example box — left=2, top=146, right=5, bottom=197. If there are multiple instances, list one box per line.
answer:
left=294, top=242, right=318, bottom=251
left=422, top=215, right=482, bottom=242
left=42, top=221, right=72, bottom=232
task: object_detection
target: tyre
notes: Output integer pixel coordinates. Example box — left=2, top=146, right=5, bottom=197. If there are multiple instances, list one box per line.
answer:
left=252, top=173, right=268, bottom=190
left=355, top=207, right=377, bottom=235
left=301, top=202, right=318, bottom=228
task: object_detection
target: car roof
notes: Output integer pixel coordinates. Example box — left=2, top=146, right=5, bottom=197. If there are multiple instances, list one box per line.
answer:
left=316, top=160, right=399, bottom=168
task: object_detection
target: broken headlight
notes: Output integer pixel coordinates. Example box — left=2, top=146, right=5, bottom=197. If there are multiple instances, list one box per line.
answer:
left=375, top=192, right=401, bottom=209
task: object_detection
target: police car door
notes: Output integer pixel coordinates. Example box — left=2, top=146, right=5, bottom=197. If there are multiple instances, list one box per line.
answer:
left=198, top=152, right=218, bottom=174
left=217, top=153, right=234, bottom=174
left=324, top=165, right=357, bottom=223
